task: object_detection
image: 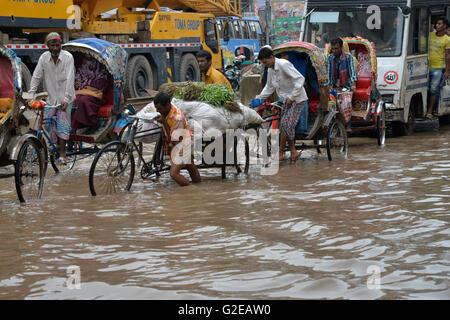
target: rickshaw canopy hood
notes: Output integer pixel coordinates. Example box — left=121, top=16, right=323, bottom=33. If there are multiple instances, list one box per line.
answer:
left=62, top=38, right=127, bottom=84
left=62, top=38, right=128, bottom=112
left=0, top=45, right=22, bottom=91
left=273, top=41, right=328, bottom=86
left=340, top=36, right=378, bottom=81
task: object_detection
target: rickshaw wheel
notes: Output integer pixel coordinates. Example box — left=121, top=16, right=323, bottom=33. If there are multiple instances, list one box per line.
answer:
left=376, top=106, right=386, bottom=146
left=234, top=137, right=249, bottom=175
left=14, top=139, right=45, bottom=203
left=223, top=136, right=249, bottom=177
left=326, top=118, right=349, bottom=161
left=49, top=140, right=80, bottom=173
left=119, top=123, right=143, bottom=169
left=89, top=141, right=135, bottom=196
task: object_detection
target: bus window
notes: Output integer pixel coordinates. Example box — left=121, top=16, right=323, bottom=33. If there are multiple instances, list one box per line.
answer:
left=248, top=21, right=258, bottom=39
left=217, top=20, right=224, bottom=39
left=418, top=8, right=429, bottom=54
left=240, top=21, right=250, bottom=39
left=232, top=20, right=241, bottom=39
left=306, top=9, right=404, bottom=56
left=204, top=20, right=219, bottom=53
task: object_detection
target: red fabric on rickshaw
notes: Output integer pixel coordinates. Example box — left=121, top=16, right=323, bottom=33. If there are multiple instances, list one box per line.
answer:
left=355, top=77, right=372, bottom=101
left=96, top=91, right=114, bottom=117
left=308, top=89, right=320, bottom=113
left=0, top=57, right=14, bottom=100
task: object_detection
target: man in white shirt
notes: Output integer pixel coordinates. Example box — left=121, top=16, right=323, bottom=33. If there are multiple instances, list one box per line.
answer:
left=29, top=32, right=75, bottom=164
left=255, top=47, right=308, bottom=164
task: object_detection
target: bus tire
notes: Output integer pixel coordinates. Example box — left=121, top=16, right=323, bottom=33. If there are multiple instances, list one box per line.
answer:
left=125, top=55, right=154, bottom=98
left=393, top=110, right=414, bottom=136
left=20, top=62, right=32, bottom=92
left=179, top=53, right=200, bottom=82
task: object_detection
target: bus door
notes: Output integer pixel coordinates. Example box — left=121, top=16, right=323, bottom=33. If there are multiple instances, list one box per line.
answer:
left=430, top=6, right=450, bottom=114
left=403, top=6, right=430, bottom=120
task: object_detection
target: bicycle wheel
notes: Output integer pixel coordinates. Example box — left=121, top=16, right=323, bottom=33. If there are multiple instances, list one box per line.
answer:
left=119, top=123, right=143, bottom=168
left=376, top=106, right=386, bottom=146
left=233, top=136, right=249, bottom=175
left=326, top=117, right=349, bottom=161
left=49, top=145, right=77, bottom=173
left=89, top=141, right=135, bottom=196
left=15, top=139, right=45, bottom=203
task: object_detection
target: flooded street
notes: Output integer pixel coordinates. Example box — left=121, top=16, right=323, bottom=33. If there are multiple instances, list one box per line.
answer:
left=0, top=125, right=449, bottom=300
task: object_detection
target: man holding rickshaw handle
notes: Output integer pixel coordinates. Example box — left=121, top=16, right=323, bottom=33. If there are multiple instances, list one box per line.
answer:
left=253, top=47, right=308, bottom=164
left=28, top=32, right=75, bottom=165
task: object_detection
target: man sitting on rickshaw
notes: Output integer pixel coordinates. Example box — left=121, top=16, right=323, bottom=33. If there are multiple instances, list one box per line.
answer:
left=72, top=54, right=111, bottom=134
left=254, top=47, right=308, bottom=165
left=327, top=38, right=358, bottom=123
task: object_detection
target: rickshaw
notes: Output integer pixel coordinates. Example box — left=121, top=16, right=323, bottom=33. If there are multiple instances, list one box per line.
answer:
left=0, top=45, right=46, bottom=202
left=252, top=41, right=349, bottom=161
left=326, top=36, right=386, bottom=146
left=28, top=38, right=131, bottom=173
left=88, top=82, right=257, bottom=196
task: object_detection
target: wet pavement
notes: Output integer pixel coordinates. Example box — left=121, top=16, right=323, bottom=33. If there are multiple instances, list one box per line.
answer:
left=0, top=122, right=449, bottom=299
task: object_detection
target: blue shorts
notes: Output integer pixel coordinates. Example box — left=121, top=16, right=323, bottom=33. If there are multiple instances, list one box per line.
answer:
left=429, top=68, right=443, bottom=96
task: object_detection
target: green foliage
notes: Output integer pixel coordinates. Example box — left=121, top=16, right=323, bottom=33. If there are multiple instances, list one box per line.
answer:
left=198, top=84, right=235, bottom=109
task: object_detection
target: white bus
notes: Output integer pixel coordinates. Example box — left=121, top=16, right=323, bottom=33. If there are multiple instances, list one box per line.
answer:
left=300, top=0, right=450, bottom=135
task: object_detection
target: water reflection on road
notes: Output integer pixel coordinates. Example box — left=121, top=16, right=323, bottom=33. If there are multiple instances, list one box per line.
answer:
left=0, top=124, right=449, bottom=299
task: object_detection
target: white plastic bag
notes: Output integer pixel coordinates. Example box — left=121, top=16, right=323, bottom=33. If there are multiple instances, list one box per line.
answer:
left=135, top=102, right=162, bottom=143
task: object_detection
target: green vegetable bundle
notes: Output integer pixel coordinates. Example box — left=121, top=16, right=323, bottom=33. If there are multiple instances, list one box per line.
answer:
left=159, top=82, right=205, bottom=101
left=160, top=82, right=240, bottom=113
left=198, top=84, right=235, bottom=109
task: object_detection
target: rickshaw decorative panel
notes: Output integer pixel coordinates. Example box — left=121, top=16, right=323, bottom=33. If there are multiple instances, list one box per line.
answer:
left=274, top=41, right=328, bottom=85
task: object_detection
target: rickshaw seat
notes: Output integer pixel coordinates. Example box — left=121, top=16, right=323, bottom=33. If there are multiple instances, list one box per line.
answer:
left=96, top=91, right=114, bottom=118
left=354, top=77, right=372, bottom=101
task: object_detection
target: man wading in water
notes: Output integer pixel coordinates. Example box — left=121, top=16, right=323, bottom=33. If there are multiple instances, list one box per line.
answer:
left=254, top=47, right=308, bottom=164
left=154, top=92, right=201, bottom=186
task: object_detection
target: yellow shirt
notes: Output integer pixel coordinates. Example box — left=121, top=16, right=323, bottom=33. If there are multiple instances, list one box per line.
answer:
left=428, top=32, right=450, bottom=69
left=202, top=66, right=232, bottom=89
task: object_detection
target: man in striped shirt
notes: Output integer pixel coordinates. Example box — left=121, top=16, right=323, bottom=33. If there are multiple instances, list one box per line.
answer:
left=154, top=92, right=201, bottom=186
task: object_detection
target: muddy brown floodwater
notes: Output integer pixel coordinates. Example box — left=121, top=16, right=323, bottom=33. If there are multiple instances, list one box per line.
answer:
left=0, top=124, right=449, bottom=299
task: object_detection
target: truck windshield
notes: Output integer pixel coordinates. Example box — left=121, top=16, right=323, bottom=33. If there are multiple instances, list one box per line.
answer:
left=305, top=8, right=405, bottom=56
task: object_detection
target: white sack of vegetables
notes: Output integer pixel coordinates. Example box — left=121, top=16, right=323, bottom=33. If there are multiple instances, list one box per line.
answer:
left=172, top=84, right=263, bottom=133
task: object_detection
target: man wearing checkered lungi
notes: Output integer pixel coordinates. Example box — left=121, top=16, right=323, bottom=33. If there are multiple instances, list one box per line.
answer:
left=255, top=47, right=308, bottom=165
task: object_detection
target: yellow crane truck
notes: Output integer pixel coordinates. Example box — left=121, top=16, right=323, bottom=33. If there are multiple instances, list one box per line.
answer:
left=0, top=0, right=241, bottom=97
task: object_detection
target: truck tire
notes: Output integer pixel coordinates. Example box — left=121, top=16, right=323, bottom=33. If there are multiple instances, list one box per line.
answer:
left=125, top=55, right=154, bottom=98
left=21, top=62, right=32, bottom=92
left=179, top=53, right=200, bottom=82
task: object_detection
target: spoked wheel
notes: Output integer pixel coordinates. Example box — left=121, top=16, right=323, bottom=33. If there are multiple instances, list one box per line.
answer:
left=326, top=118, right=349, bottom=161
left=221, top=136, right=249, bottom=177
left=233, top=137, right=249, bottom=175
left=261, top=122, right=280, bottom=168
left=49, top=141, right=79, bottom=173
left=14, top=139, right=45, bottom=203
left=89, top=141, right=135, bottom=196
left=376, top=106, right=386, bottom=146
left=140, top=138, right=167, bottom=180
left=119, top=123, right=143, bottom=168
